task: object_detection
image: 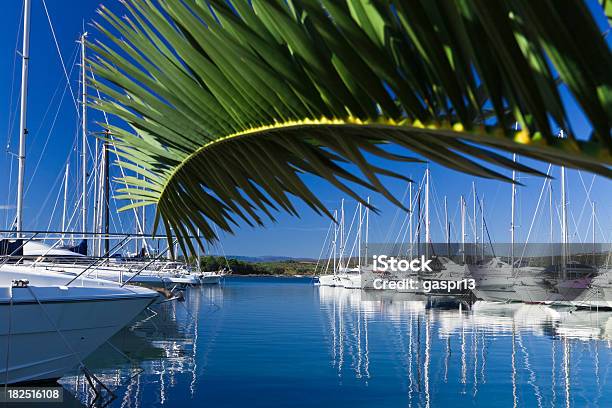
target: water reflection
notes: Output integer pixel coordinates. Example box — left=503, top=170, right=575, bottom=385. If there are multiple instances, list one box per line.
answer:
left=58, top=285, right=224, bottom=407
left=56, top=279, right=610, bottom=407
left=318, top=286, right=611, bottom=407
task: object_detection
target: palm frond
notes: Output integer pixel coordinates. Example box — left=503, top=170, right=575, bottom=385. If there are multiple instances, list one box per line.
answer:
left=90, top=0, right=611, bottom=256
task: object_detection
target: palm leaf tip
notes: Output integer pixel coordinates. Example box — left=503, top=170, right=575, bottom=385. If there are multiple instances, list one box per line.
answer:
left=90, top=0, right=612, bottom=255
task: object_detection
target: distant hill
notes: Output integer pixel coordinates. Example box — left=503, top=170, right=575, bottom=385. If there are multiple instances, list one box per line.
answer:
left=216, top=255, right=316, bottom=263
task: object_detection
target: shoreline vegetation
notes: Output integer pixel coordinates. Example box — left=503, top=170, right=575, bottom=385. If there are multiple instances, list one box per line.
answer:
left=189, top=252, right=611, bottom=277
left=192, top=256, right=318, bottom=276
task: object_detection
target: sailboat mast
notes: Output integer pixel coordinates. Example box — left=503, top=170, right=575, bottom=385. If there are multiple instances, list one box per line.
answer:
left=358, top=202, right=362, bottom=269
left=472, top=181, right=476, bottom=262
left=333, top=209, right=338, bottom=275
left=444, top=196, right=450, bottom=258
left=15, top=0, right=32, bottom=235
left=549, top=180, right=554, bottom=267
left=409, top=181, right=413, bottom=259
left=592, top=201, right=596, bottom=265
left=481, top=197, right=485, bottom=260
left=560, top=131, right=568, bottom=280
left=511, top=154, right=516, bottom=270
left=142, top=203, right=147, bottom=254
left=340, top=198, right=344, bottom=270
left=80, top=32, right=88, bottom=239
left=425, top=168, right=430, bottom=260
left=461, top=195, right=465, bottom=264
left=103, top=141, right=110, bottom=255
left=365, top=197, right=369, bottom=264
left=61, top=163, right=69, bottom=242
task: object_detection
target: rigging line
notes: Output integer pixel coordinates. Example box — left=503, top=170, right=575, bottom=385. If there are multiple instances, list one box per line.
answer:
left=45, top=170, right=65, bottom=233
left=392, top=186, right=410, bottom=252
left=314, top=218, right=333, bottom=275
left=27, top=43, right=79, bottom=155
left=474, top=192, right=496, bottom=259
left=517, top=164, right=552, bottom=267
left=43, top=152, right=74, bottom=232
left=384, top=184, right=409, bottom=246
left=339, top=202, right=359, bottom=261
left=41, top=0, right=80, bottom=116
left=24, top=78, right=70, bottom=195
left=5, top=0, right=24, bottom=151
left=90, top=70, right=146, bottom=239
left=109, top=182, right=124, bottom=235
left=575, top=171, right=596, bottom=237
left=211, top=223, right=231, bottom=269
left=32, top=159, right=65, bottom=220
left=65, top=167, right=96, bottom=234
left=4, top=158, right=15, bottom=230
left=429, top=177, right=446, bottom=242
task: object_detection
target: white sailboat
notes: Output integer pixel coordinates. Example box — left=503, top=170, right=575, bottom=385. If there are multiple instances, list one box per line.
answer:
left=0, top=0, right=159, bottom=384
left=317, top=208, right=343, bottom=287
left=340, top=199, right=369, bottom=289
left=0, top=262, right=157, bottom=384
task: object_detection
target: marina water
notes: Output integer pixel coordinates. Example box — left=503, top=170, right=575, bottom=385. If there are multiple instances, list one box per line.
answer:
left=60, top=277, right=610, bottom=407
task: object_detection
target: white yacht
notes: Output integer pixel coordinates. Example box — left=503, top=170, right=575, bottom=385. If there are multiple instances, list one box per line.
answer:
left=317, top=274, right=343, bottom=287
left=469, top=258, right=518, bottom=302
left=338, top=267, right=362, bottom=289
left=198, top=270, right=224, bottom=284
left=0, top=264, right=158, bottom=384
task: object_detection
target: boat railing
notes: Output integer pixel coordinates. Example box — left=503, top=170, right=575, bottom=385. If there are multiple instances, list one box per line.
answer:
left=0, top=230, right=188, bottom=283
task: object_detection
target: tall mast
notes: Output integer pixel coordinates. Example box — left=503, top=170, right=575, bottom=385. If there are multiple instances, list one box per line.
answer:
left=472, top=181, right=477, bottom=262
left=481, top=197, right=485, bottom=260
left=333, top=209, right=338, bottom=275
left=592, top=201, right=596, bottom=265
left=15, top=0, right=32, bottom=235
left=425, top=168, right=430, bottom=260
left=103, top=142, right=110, bottom=255
left=357, top=202, right=362, bottom=269
left=142, top=203, right=147, bottom=254
left=461, top=195, right=465, bottom=264
left=511, top=154, right=516, bottom=270
left=560, top=130, right=568, bottom=280
left=94, top=145, right=102, bottom=256
left=340, top=198, right=344, bottom=270
left=417, top=185, right=421, bottom=257
left=80, top=32, right=88, bottom=239
left=409, top=181, right=413, bottom=259
left=549, top=180, right=554, bottom=267
left=444, top=196, right=450, bottom=258
left=365, top=197, right=369, bottom=264
left=61, top=163, right=70, bottom=243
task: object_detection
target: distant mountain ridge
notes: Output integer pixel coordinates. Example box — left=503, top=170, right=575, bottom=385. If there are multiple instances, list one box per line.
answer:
left=213, top=255, right=316, bottom=263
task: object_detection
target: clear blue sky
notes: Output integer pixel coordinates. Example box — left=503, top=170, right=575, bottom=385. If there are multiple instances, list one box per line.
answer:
left=0, top=0, right=610, bottom=258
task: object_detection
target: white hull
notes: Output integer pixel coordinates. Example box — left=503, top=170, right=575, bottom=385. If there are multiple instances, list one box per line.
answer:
left=317, top=274, right=342, bottom=287
left=199, top=274, right=222, bottom=284
left=0, top=265, right=158, bottom=384
left=340, top=274, right=361, bottom=289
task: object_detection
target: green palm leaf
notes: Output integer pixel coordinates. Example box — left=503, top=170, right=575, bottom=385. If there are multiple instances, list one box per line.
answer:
left=90, top=0, right=611, bottom=256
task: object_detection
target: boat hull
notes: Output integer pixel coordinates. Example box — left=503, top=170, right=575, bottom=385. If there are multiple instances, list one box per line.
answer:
left=317, top=275, right=342, bottom=287
left=0, top=265, right=158, bottom=384
left=199, top=275, right=222, bottom=284
left=0, top=291, right=155, bottom=384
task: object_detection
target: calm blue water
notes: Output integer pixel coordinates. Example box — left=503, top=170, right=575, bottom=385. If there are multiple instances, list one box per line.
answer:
left=60, top=277, right=611, bottom=407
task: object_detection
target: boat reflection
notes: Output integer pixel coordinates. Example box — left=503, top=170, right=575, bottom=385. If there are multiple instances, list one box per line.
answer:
left=58, top=285, right=224, bottom=407
left=318, top=286, right=611, bottom=407
left=52, top=281, right=609, bottom=407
